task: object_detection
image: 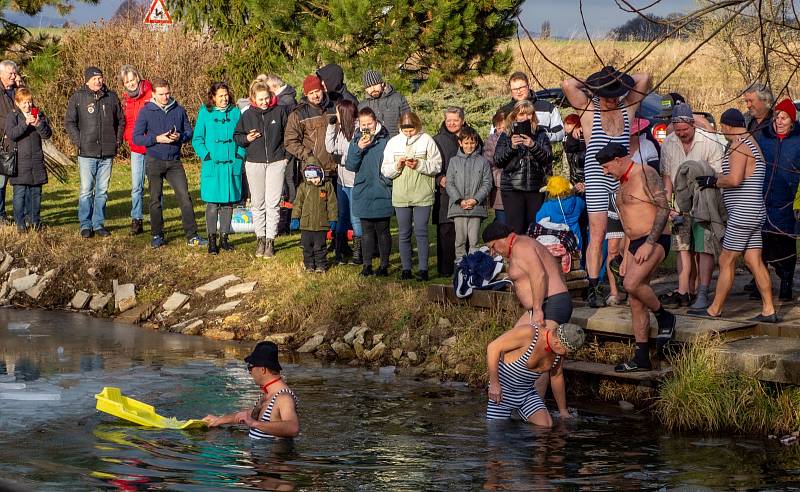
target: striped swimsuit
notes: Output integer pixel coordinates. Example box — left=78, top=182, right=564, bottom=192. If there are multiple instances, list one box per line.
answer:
left=248, top=388, right=298, bottom=440
left=721, top=137, right=766, bottom=252
left=584, top=98, right=631, bottom=213
left=487, top=323, right=561, bottom=421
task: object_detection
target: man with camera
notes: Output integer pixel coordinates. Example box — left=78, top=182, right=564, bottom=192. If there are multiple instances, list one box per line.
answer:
left=132, top=78, right=205, bottom=249
left=500, top=72, right=564, bottom=143
left=659, top=103, right=725, bottom=310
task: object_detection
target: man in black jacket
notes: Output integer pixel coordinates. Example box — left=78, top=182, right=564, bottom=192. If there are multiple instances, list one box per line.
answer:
left=433, top=107, right=483, bottom=276
left=64, top=67, right=124, bottom=238
left=0, top=60, right=20, bottom=224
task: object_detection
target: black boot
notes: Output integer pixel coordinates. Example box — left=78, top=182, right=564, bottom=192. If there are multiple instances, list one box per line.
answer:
left=208, top=234, right=219, bottom=255
left=219, top=233, right=235, bottom=251
left=351, top=236, right=363, bottom=265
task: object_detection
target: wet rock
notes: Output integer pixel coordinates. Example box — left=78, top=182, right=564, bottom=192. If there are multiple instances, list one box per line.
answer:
left=353, top=340, right=365, bottom=359
left=407, top=351, right=419, bottom=364
left=331, top=341, right=355, bottom=359
left=26, top=269, right=56, bottom=300
left=391, top=348, right=403, bottom=361
left=89, top=293, right=112, bottom=312
left=8, top=267, right=29, bottom=284
left=162, top=292, right=190, bottom=312
left=619, top=400, right=635, bottom=411
left=70, top=291, right=91, bottom=310
left=204, top=328, right=236, bottom=340
left=172, top=318, right=203, bottom=335
left=195, top=274, right=240, bottom=297
left=372, top=333, right=384, bottom=345
left=225, top=281, right=258, bottom=298
left=114, top=283, right=136, bottom=313
left=115, top=303, right=155, bottom=324
left=297, top=335, right=324, bottom=353
left=0, top=254, right=13, bottom=274
left=365, top=342, right=386, bottom=361
left=343, top=325, right=361, bottom=344
left=210, top=299, right=242, bottom=314
left=12, top=273, right=39, bottom=292
left=264, top=333, right=294, bottom=345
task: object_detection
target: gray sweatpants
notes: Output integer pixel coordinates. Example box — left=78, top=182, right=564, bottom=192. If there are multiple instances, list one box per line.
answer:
left=245, top=159, right=288, bottom=239
left=395, top=205, right=431, bottom=272
left=454, top=216, right=482, bottom=260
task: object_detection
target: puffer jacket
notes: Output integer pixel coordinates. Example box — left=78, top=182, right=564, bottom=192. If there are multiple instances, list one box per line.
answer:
left=345, top=125, right=392, bottom=219
left=381, top=131, right=441, bottom=207
left=233, top=103, right=289, bottom=163
left=64, top=84, right=124, bottom=158
left=358, top=84, right=411, bottom=137
left=432, top=122, right=483, bottom=224
left=292, top=179, right=338, bottom=231
left=284, top=96, right=337, bottom=174
left=4, top=109, right=52, bottom=186
left=121, top=80, right=152, bottom=154
left=192, top=105, right=245, bottom=204
left=494, top=126, right=553, bottom=192
left=445, top=149, right=492, bottom=219
left=325, top=123, right=355, bottom=187
left=757, top=123, right=800, bottom=233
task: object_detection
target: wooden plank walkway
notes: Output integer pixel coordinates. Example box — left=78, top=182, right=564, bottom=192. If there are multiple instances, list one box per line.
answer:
left=562, top=360, right=671, bottom=382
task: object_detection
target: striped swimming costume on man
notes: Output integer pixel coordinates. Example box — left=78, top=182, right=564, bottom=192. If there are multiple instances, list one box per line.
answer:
left=248, top=388, right=298, bottom=439
left=584, top=98, right=630, bottom=213
left=487, top=320, right=561, bottom=421
left=721, top=137, right=766, bottom=252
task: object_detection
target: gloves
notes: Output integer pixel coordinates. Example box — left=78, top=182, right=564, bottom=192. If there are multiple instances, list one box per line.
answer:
left=329, top=221, right=337, bottom=231
left=290, top=218, right=300, bottom=231
left=695, top=175, right=718, bottom=189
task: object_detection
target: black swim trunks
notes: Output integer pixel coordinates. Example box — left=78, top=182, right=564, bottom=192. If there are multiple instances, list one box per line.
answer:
left=628, top=234, right=671, bottom=257
left=542, top=291, right=573, bottom=324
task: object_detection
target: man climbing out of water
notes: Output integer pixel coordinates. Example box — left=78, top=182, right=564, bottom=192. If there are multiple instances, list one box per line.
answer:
left=202, top=341, right=300, bottom=439
left=483, top=222, right=584, bottom=426
left=595, top=142, right=676, bottom=372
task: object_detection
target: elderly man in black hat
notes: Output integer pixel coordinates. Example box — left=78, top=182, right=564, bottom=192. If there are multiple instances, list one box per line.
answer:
left=562, top=66, right=651, bottom=308
left=202, top=341, right=300, bottom=439
left=595, top=142, right=676, bottom=372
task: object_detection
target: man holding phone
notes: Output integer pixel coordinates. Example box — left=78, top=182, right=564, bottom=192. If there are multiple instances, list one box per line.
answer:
left=132, top=77, right=205, bottom=248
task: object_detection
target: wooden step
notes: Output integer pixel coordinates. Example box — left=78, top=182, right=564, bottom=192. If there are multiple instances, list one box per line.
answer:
left=571, top=306, right=757, bottom=342
left=563, top=360, right=671, bottom=382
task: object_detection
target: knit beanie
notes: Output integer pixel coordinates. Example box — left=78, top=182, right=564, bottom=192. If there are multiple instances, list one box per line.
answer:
left=720, top=108, right=746, bottom=128
left=775, top=98, right=797, bottom=122
left=84, top=66, right=103, bottom=82
left=302, top=75, right=323, bottom=95
left=363, top=70, right=383, bottom=88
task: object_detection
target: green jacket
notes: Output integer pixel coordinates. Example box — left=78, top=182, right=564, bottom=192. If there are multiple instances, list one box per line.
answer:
left=192, top=105, right=245, bottom=204
left=292, top=180, right=338, bottom=231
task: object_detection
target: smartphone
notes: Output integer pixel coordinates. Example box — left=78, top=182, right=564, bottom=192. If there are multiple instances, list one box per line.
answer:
left=511, top=120, right=532, bottom=138
left=250, top=129, right=262, bottom=137
left=361, top=128, right=372, bottom=138
left=30, top=107, right=38, bottom=118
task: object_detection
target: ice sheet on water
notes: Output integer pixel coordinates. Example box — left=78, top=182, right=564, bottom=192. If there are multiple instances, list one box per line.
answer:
left=7, top=322, right=30, bottom=331
left=0, top=391, right=61, bottom=401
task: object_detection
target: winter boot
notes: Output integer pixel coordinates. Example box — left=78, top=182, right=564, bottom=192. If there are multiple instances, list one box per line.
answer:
left=350, top=236, right=363, bottom=265
left=219, top=233, right=235, bottom=251
left=208, top=234, right=219, bottom=255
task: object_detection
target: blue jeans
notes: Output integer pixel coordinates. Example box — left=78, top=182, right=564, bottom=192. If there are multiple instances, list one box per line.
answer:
left=130, top=152, right=145, bottom=220
left=12, top=184, right=41, bottom=227
left=336, top=185, right=362, bottom=237
left=493, top=209, right=506, bottom=224
left=78, top=156, right=113, bottom=231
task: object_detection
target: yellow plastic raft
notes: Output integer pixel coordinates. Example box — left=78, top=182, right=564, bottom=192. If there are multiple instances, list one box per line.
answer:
left=95, top=386, right=207, bottom=430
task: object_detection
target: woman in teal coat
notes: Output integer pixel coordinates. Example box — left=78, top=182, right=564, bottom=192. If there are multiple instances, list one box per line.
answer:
left=192, top=82, right=245, bottom=254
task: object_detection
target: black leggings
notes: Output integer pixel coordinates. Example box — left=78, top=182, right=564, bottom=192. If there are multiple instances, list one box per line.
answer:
left=361, top=217, right=391, bottom=268
left=206, top=202, right=234, bottom=235
left=501, top=190, right=544, bottom=235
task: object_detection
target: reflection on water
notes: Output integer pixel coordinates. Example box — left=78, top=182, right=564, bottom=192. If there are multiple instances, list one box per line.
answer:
left=1, top=309, right=800, bottom=491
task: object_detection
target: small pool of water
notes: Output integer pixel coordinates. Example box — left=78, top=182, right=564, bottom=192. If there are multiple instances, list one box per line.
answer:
left=1, top=309, right=800, bottom=491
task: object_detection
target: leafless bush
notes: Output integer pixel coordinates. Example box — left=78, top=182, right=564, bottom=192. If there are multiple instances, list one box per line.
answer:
left=38, top=19, right=226, bottom=155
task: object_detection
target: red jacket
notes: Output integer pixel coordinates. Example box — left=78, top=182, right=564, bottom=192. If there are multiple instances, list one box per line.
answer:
left=122, top=79, right=153, bottom=154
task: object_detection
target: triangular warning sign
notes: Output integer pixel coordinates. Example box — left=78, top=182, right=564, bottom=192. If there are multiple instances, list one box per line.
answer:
left=144, top=0, right=172, bottom=24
